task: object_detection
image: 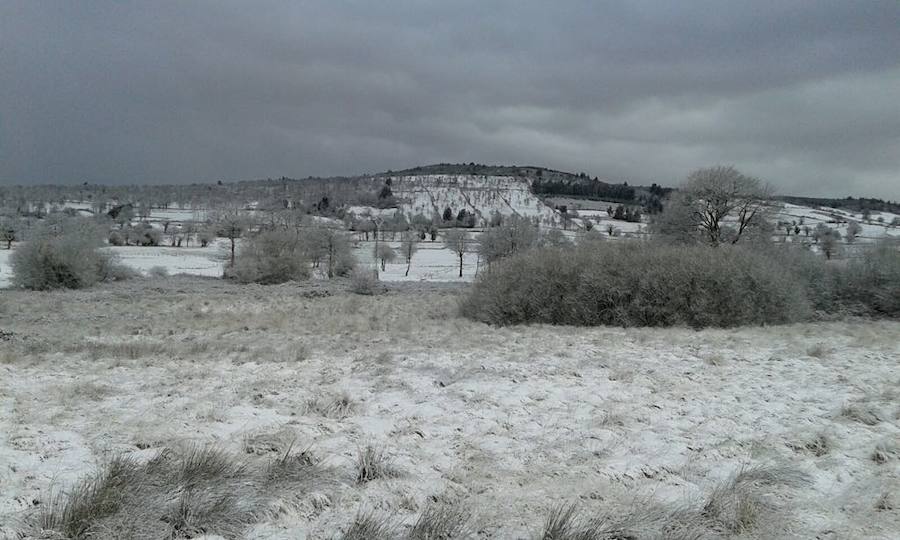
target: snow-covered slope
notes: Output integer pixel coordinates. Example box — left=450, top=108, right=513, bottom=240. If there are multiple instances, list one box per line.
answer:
left=387, top=174, right=558, bottom=226
left=773, top=203, right=900, bottom=243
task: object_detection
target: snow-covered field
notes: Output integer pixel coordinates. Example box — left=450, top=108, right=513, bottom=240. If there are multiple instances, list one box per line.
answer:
left=773, top=203, right=900, bottom=243
left=0, top=250, right=12, bottom=289
left=0, top=279, right=897, bottom=538
left=0, top=238, right=480, bottom=288
left=104, top=244, right=226, bottom=278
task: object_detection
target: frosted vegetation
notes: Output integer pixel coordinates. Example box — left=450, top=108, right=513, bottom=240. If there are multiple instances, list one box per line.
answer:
left=1, top=164, right=899, bottom=538
left=1, top=280, right=898, bottom=538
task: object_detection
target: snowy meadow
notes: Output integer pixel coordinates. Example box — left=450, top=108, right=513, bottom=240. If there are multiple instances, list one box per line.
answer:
left=1, top=278, right=898, bottom=538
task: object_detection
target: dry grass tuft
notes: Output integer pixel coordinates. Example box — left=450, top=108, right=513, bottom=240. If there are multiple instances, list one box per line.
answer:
left=306, top=390, right=359, bottom=419
left=408, top=501, right=473, bottom=540
left=340, top=512, right=397, bottom=540
left=840, top=402, right=884, bottom=426
left=539, top=504, right=607, bottom=540
left=805, top=343, right=830, bottom=358
left=787, top=432, right=831, bottom=457
left=871, top=438, right=899, bottom=464
left=265, top=442, right=321, bottom=486
left=534, top=465, right=809, bottom=539
left=31, top=443, right=328, bottom=539
left=242, top=427, right=296, bottom=456
left=875, top=491, right=895, bottom=511
left=536, top=503, right=647, bottom=540
left=355, top=445, right=399, bottom=484
left=701, top=464, right=809, bottom=533
left=37, top=455, right=144, bottom=539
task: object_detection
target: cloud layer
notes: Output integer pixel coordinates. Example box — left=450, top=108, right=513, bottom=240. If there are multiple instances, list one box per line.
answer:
left=2, top=1, right=899, bottom=198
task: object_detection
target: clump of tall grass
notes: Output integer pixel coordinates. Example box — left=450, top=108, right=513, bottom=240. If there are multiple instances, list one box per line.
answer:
left=534, top=464, right=809, bottom=539
left=355, top=445, right=399, bottom=484
left=31, top=444, right=325, bottom=539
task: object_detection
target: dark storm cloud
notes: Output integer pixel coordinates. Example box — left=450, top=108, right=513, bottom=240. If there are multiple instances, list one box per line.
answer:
left=2, top=1, right=899, bottom=198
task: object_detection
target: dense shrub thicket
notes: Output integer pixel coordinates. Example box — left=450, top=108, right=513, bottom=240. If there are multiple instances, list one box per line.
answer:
left=461, top=241, right=900, bottom=328
left=11, top=218, right=133, bottom=290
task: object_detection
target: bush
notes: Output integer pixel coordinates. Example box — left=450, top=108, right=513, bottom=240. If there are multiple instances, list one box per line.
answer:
left=148, top=265, right=170, bottom=278
left=229, top=230, right=311, bottom=284
left=107, top=230, right=125, bottom=246
left=11, top=218, right=131, bottom=290
left=833, top=240, right=900, bottom=317
left=461, top=242, right=813, bottom=328
left=477, top=215, right=540, bottom=267
left=304, top=226, right=357, bottom=278
left=350, top=268, right=382, bottom=295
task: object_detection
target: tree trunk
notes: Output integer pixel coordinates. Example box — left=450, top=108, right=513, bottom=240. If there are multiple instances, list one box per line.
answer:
left=230, top=237, right=236, bottom=266
left=381, top=258, right=386, bottom=271
left=458, top=253, right=463, bottom=277
left=405, top=258, right=411, bottom=277
left=327, top=245, right=334, bottom=278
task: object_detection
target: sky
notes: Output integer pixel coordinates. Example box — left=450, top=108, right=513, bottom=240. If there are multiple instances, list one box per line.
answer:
left=2, top=1, right=899, bottom=199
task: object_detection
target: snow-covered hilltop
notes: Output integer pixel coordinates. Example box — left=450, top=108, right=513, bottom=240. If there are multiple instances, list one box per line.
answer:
left=387, top=174, right=557, bottom=225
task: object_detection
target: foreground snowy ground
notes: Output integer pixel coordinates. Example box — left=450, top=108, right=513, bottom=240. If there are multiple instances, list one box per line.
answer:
left=0, top=278, right=898, bottom=538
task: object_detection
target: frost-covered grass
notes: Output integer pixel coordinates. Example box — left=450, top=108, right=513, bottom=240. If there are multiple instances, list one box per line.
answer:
left=1, top=278, right=898, bottom=538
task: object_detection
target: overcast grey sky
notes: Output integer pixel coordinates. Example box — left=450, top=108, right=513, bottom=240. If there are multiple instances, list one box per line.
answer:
left=2, top=1, right=899, bottom=198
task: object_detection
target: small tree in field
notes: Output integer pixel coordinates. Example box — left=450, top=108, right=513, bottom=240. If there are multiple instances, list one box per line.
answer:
left=210, top=207, right=251, bottom=267
left=846, top=220, right=862, bottom=243
left=198, top=227, right=215, bottom=247
left=230, top=229, right=310, bottom=284
left=443, top=229, right=468, bottom=278
left=819, top=227, right=841, bottom=259
left=0, top=217, right=17, bottom=249
left=375, top=242, right=396, bottom=271
left=400, top=231, right=419, bottom=276
left=305, top=226, right=355, bottom=278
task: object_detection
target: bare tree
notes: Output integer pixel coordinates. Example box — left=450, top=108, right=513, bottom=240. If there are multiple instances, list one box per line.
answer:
left=400, top=231, right=419, bottom=276
left=659, top=166, right=773, bottom=245
left=210, top=206, right=251, bottom=267
left=0, top=217, right=17, bottom=249
left=443, top=229, right=468, bottom=278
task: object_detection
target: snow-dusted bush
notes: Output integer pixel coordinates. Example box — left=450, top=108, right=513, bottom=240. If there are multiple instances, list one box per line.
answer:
left=350, top=268, right=381, bottom=295
left=833, top=239, right=900, bottom=317
left=148, top=265, right=169, bottom=278
left=107, top=230, right=125, bottom=246
left=477, top=215, right=540, bottom=267
left=304, top=226, right=356, bottom=278
left=461, top=242, right=812, bottom=328
left=11, top=217, right=131, bottom=290
left=229, top=229, right=311, bottom=284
